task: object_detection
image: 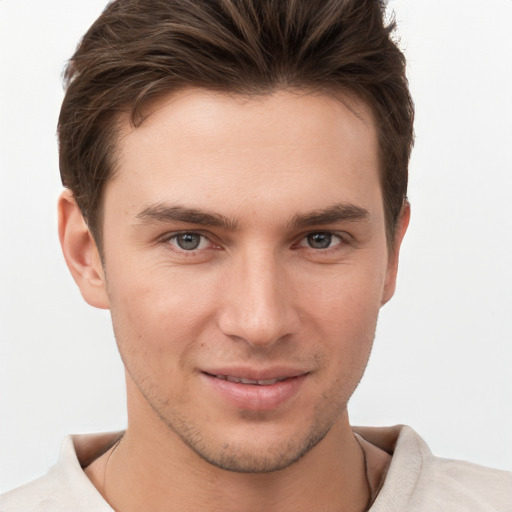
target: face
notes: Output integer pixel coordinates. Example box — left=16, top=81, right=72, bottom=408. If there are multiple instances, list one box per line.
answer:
left=76, top=89, right=405, bottom=472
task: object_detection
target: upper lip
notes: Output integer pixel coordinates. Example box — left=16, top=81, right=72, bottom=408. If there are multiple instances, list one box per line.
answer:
left=201, top=366, right=309, bottom=381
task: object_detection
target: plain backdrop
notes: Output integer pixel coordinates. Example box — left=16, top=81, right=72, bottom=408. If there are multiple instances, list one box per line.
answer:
left=1, top=0, right=511, bottom=493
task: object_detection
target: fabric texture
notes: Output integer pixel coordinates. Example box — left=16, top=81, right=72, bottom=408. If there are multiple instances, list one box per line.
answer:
left=1, top=425, right=511, bottom=511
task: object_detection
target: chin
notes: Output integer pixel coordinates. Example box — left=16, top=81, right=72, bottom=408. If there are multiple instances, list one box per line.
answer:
left=165, top=411, right=336, bottom=474
left=189, top=434, right=327, bottom=474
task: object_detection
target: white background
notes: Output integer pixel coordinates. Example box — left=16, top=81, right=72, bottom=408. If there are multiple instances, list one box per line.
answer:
left=1, top=0, right=511, bottom=493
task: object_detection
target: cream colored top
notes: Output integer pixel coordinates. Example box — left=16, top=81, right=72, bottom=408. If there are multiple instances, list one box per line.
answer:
left=1, top=425, right=511, bottom=511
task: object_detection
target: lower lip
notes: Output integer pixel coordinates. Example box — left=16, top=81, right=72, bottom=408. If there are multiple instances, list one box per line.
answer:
left=202, top=373, right=307, bottom=411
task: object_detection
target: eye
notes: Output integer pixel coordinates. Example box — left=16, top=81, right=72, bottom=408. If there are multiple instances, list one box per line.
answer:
left=298, top=232, right=343, bottom=250
left=168, top=232, right=211, bottom=251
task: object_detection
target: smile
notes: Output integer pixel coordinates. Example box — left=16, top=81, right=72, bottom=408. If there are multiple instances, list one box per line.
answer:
left=208, top=374, right=289, bottom=386
left=201, top=370, right=309, bottom=411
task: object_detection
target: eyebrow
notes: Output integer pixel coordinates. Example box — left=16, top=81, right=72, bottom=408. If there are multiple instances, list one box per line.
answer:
left=290, top=203, right=370, bottom=228
left=135, top=202, right=369, bottom=231
left=135, top=204, right=239, bottom=230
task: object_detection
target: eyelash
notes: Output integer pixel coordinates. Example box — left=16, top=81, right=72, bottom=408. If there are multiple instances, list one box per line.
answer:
left=294, top=232, right=347, bottom=251
left=160, top=230, right=350, bottom=256
left=162, top=231, right=218, bottom=256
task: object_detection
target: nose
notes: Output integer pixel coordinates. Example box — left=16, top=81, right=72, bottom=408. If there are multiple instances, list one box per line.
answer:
left=217, top=248, right=299, bottom=349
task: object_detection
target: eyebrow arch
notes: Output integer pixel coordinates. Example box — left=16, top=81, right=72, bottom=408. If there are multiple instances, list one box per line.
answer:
left=290, top=203, right=370, bottom=228
left=135, top=203, right=239, bottom=230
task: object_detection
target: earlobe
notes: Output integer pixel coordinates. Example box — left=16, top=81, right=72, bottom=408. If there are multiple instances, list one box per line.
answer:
left=58, top=190, right=110, bottom=309
left=381, top=201, right=411, bottom=305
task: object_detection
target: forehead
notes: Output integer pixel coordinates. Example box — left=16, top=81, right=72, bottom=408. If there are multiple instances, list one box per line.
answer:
left=106, top=88, right=381, bottom=224
left=122, top=88, right=377, bottom=154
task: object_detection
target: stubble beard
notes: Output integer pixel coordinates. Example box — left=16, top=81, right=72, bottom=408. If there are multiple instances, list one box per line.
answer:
left=121, top=349, right=374, bottom=474
left=115, top=312, right=376, bottom=474
left=162, top=408, right=337, bottom=473
left=134, top=372, right=357, bottom=474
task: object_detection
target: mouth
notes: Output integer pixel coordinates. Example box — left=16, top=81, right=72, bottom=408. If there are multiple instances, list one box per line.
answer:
left=204, top=373, right=290, bottom=386
left=201, top=369, right=309, bottom=411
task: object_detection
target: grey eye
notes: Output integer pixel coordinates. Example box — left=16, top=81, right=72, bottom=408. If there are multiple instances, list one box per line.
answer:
left=174, top=233, right=202, bottom=250
left=306, top=233, right=333, bottom=249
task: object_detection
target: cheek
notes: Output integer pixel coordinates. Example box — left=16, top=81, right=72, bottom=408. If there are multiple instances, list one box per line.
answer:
left=299, top=266, right=384, bottom=365
left=106, top=263, right=220, bottom=368
left=299, top=261, right=385, bottom=323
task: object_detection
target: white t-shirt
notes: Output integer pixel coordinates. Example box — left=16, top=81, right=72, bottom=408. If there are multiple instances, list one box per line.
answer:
left=1, top=425, right=510, bottom=511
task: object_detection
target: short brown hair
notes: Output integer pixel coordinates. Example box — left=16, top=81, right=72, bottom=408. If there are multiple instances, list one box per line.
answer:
left=58, top=0, right=414, bottom=246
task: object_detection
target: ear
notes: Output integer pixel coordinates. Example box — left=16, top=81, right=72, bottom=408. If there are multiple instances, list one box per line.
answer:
left=58, top=190, right=110, bottom=309
left=381, top=201, right=410, bottom=305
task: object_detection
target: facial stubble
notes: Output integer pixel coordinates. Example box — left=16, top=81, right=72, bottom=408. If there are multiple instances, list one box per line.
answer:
left=121, top=342, right=375, bottom=475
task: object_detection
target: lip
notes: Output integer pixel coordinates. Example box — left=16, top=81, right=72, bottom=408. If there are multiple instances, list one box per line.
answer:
left=200, top=367, right=309, bottom=411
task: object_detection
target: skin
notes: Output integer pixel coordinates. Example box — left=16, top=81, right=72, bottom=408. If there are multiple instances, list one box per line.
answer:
left=59, top=89, right=409, bottom=512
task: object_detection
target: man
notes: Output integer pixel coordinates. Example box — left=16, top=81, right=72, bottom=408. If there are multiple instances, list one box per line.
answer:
left=1, top=0, right=510, bottom=510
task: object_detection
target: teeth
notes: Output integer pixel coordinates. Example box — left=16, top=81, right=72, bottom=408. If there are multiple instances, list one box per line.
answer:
left=241, top=378, right=259, bottom=384
left=214, top=374, right=287, bottom=386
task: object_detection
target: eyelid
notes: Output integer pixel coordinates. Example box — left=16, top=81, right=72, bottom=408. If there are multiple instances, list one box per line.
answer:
left=293, top=230, right=352, bottom=248
left=159, top=230, right=221, bottom=253
left=157, top=228, right=353, bottom=254
left=159, top=229, right=214, bottom=242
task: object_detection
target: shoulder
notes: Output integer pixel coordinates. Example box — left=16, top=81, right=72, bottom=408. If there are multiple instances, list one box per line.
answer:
left=0, top=471, right=73, bottom=512
left=416, top=455, right=512, bottom=510
left=0, top=433, right=118, bottom=512
left=357, top=425, right=512, bottom=511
